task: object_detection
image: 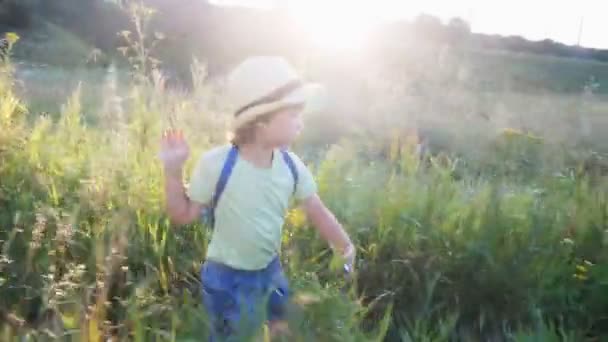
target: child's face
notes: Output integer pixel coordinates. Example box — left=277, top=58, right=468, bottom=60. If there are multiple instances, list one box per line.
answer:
left=259, top=105, right=304, bottom=147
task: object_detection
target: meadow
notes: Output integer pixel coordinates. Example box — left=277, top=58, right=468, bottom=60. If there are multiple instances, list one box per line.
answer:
left=1, top=19, right=608, bottom=342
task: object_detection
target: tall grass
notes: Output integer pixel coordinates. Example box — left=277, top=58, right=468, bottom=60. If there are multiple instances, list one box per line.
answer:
left=2, top=25, right=608, bottom=342
left=1, top=43, right=390, bottom=341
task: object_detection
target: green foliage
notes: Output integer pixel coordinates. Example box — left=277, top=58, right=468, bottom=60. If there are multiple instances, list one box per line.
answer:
left=10, top=21, right=99, bottom=67
left=6, top=0, right=608, bottom=96
left=2, top=31, right=608, bottom=341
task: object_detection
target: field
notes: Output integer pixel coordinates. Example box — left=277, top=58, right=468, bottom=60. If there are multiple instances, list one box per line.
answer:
left=2, top=21, right=608, bottom=342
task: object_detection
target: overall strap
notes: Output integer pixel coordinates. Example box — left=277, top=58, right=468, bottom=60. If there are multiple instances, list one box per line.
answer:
left=280, top=149, right=299, bottom=196
left=205, top=147, right=298, bottom=228
left=209, top=145, right=239, bottom=226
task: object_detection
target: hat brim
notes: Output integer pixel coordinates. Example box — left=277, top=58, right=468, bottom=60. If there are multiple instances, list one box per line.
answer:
left=232, top=83, right=326, bottom=130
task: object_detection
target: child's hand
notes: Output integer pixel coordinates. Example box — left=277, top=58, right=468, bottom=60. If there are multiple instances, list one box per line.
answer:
left=342, top=244, right=356, bottom=275
left=159, top=128, right=190, bottom=174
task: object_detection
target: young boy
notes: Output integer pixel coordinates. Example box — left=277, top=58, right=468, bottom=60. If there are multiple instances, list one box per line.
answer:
left=159, top=56, right=355, bottom=341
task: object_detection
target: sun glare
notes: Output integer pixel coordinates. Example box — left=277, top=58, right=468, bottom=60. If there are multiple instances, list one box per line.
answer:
left=288, top=1, right=388, bottom=51
left=211, top=1, right=608, bottom=50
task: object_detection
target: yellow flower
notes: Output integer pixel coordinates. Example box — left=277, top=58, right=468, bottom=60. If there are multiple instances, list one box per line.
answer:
left=573, top=273, right=588, bottom=281
left=5, top=32, right=19, bottom=45
left=293, top=292, right=321, bottom=306
left=286, top=208, right=307, bottom=229
left=502, top=128, right=523, bottom=137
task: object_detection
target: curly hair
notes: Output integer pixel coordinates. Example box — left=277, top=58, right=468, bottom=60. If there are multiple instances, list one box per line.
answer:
left=229, top=104, right=304, bottom=146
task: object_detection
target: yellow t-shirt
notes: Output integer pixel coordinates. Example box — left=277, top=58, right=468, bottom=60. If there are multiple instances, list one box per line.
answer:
left=187, top=144, right=317, bottom=270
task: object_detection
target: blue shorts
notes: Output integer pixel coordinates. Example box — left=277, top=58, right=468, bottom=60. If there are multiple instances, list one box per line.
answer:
left=200, top=256, right=290, bottom=341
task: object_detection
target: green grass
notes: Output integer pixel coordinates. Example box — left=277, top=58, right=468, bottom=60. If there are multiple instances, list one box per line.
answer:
left=465, top=48, right=608, bottom=94
left=13, top=64, right=124, bottom=117
left=2, top=42, right=608, bottom=341
left=5, top=17, right=125, bottom=117
left=11, top=19, right=103, bottom=68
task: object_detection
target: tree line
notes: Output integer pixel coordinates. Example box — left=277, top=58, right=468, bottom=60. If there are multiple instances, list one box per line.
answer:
left=1, top=0, right=607, bottom=76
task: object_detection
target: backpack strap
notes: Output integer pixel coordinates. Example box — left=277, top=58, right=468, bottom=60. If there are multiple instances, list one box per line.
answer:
left=208, top=145, right=239, bottom=227
left=280, top=149, right=299, bottom=196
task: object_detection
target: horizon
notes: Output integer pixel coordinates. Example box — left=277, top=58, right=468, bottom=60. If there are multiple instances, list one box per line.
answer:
left=210, top=0, right=607, bottom=51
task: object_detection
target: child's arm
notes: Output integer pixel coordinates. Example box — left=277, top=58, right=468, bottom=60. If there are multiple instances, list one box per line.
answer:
left=163, top=168, right=206, bottom=225
left=159, top=129, right=206, bottom=226
left=300, top=194, right=356, bottom=269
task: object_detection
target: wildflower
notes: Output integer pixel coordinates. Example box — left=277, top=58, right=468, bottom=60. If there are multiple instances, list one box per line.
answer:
left=30, top=212, right=47, bottom=250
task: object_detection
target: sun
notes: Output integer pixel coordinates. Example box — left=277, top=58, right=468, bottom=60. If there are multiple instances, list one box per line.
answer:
left=210, top=1, right=428, bottom=51
left=287, top=1, right=386, bottom=51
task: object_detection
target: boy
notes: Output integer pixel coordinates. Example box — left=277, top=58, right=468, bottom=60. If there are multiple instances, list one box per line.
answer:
left=159, top=56, right=355, bottom=341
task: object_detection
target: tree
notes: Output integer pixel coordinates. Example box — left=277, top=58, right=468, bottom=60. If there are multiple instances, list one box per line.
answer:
left=413, top=13, right=444, bottom=40
left=447, top=17, right=471, bottom=43
left=0, top=0, right=32, bottom=29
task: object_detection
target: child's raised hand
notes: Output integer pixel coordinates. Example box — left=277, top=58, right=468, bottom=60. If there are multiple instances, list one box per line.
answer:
left=159, top=128, right=190, bottom=173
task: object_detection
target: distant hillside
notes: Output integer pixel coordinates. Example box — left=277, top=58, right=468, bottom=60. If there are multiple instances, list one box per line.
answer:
left=9, top=20, right=101, bottom=67
left=2, top=0, right=608, bottom=93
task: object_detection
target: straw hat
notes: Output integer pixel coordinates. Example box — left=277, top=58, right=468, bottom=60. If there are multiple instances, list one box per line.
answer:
left=226, top=56, right=325, bottom=130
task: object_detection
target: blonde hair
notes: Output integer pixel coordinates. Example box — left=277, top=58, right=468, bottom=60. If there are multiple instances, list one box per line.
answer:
left=228, top=111, right=275, bottom=146
left=228, top=104, right=304, bottom=146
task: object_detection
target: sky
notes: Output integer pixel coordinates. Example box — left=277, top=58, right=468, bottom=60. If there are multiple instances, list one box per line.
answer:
left=209, top=0, right=607, bottom=50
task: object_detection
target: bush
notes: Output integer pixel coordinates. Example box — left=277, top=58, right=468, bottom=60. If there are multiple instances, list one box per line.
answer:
left=0, top=0, right=32, bottom=29
left=2, top=43, right=608, bottom=341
